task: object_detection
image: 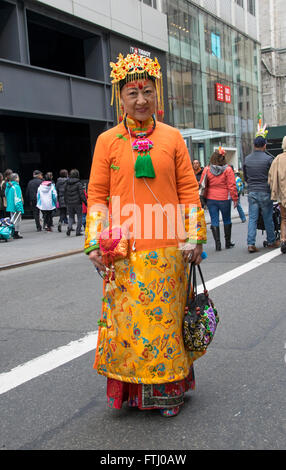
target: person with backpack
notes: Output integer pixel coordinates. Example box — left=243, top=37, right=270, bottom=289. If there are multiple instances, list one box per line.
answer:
left=64, top=169, right=87, bottom=236
left=5, top=173, right=24, bottom=239
left=36, top=172, right=57, bottom=232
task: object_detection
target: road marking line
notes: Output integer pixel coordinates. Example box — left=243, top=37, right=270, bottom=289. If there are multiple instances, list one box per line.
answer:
left=0, top=249, right=281, bottom=395
left=0, top=331, right=98, bottom=395
left=202, top=248, right=281, bottom=292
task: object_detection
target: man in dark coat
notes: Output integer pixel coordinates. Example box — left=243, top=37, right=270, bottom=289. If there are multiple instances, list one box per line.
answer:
left=64, top=168, right=87, bottom=236
left=56, top=169, right=68, bottom=232
left=25, top=170, right=43, bottom=231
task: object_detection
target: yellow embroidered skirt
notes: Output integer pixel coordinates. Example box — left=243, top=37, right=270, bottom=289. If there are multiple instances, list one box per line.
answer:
left=94, top=246, right=205, bottom=384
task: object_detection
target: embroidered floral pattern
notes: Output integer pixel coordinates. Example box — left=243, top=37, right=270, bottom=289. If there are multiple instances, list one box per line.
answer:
left=94, top=246, right=206, bottom=384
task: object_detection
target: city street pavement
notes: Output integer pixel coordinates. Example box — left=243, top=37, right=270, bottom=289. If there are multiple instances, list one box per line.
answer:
left=0, top=196, right=249, bottom=269
left=1, top=217, right=285, bottom=451
left=7, top=194, right=286, bottom=453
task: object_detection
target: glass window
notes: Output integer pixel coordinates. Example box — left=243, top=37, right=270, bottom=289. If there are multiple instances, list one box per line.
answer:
left=235, top=0, right=244, bottom=7
left=168, top=58, right=185, bottom=128
left=211, top=32, right=221, bottom=59
left=247, top=0, right=255, bottom=16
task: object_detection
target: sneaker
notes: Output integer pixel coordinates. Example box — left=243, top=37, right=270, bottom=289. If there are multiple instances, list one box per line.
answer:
left=281, top=241, right=286, bottom=254
left=248, top=245, right=259, bottom=253
left=267, top=240, right=280, bottom=248
left=76, top=232, right=83, bottom=236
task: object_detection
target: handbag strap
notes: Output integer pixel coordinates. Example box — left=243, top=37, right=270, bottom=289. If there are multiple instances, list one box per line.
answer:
left=186, top=262, right=208, bottom=305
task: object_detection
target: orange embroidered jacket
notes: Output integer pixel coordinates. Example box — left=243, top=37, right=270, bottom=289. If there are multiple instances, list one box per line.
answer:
left=84, top=120, right=206, bottom=253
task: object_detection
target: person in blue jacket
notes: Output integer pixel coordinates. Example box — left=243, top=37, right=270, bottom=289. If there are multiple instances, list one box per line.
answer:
left=5, top=173, right=24, bottom=239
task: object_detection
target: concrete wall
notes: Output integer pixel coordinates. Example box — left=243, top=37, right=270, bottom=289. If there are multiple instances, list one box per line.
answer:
left=34, top=0, right=168, bottom=52
left=188, top=0, right=259, bottom=41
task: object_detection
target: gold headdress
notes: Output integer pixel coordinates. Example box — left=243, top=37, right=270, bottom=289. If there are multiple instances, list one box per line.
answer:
left=256, top=113, right=268, bottom=139
left=110, top=53, right=164, bottom=123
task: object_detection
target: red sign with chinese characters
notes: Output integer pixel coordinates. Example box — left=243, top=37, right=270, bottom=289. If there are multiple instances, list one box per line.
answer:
left=215, top=83, right=225, bottom=102
left=215, top=83, right=231, bottom=103
left=224, top=86, right=231, bottom=103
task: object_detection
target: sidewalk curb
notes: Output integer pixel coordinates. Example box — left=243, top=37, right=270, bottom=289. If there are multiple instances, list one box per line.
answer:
left=0, top=249, right=83, bottom=271
left=0, top=214, right=248, bottom=271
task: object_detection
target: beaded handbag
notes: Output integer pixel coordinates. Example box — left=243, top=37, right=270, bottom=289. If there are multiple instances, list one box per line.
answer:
left=183, top=263, right=219, bottom=352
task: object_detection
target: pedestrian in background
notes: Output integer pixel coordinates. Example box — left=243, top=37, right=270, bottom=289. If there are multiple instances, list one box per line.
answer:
left=200, top=148, right=238, bottom=251
left=243, top=135, right=280, bottom=253
left=235, top=171, right=246, bottom=223
left=26, top=170, right=43, bottom=231
left=56, top=169, right=68, bottom=232
left=268, top=135, right=286, bottom=254
left=192, top=159, right=204, bottom=182
left=64, top=169, right=87, bottom=236
left=0, top=172, right=5, bottom=218
left=2, top=169, right=13, bottom=216
left=36, top=172, right=57, bottom=232
left=5, top=172, right=24, bottom=239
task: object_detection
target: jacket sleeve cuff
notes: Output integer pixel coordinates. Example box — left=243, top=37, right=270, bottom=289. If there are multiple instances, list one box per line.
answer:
left=84, top=241, right=100, bottom=255
left=184, top=206, right=207, bottom=244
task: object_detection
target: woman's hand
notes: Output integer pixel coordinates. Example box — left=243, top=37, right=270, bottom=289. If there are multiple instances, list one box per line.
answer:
left=233, top=200, right=238, bottom=209
left=89, top=249, right=106, bottom=272
left=181, top=242, right=203, bottom=265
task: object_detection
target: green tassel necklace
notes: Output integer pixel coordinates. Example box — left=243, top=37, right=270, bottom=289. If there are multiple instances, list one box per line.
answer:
left=124, top=114, right=156, bottom=179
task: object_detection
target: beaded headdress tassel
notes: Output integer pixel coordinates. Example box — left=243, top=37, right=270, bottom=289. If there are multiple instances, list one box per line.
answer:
left=110, top=53, right=164, bottom=123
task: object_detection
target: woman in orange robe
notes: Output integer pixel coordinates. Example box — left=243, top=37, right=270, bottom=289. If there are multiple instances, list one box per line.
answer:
left=85, top=54, right=207, bottom=417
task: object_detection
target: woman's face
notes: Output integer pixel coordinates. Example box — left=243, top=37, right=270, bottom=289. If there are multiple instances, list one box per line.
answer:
left=120, top=79, right=156, bottom=122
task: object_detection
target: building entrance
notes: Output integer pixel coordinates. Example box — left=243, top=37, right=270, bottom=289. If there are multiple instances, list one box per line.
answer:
left=0, top=115, right=105, bottom=213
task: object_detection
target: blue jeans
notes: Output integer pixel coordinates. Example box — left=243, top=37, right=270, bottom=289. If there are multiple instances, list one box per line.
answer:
left=207, top=199, right=231, bottom=227
left=237, top=195, right=246, bottom=222
left=247, top=192, right=275, bottom=245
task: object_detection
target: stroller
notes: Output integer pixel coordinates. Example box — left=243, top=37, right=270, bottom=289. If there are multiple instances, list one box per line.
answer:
left=257, top=202, right=281, bottom=247
left=0, top=213, right=21, bottom=242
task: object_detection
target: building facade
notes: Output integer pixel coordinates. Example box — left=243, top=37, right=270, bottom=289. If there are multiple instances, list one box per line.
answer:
left=0, top=0, right=168, bottom=195
left=259, top=0, right=286, bottom=156
left=0, top=0, right=261, bottom=200
left=160, top=0, right=261, bottom=168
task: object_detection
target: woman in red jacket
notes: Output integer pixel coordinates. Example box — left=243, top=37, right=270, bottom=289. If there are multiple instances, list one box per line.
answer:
left=200, top=149, right=238, bottom=251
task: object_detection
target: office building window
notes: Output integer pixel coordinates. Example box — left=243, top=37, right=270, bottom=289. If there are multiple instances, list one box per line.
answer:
left=211, top=32, right=221, bottom=58
left=247, top=0, right=255, bottom=16
left=139, top=0, right=157, bottom=8
left=235, top=0, right=244, bottom=7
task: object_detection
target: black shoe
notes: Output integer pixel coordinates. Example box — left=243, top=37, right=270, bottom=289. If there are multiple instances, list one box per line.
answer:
left=13, top=231, right=23, bottom=239
left=76, top=232, right=83, bottom=236
left=281, top=241, right=286, bottom=254
left=58, top=223, right=62, bottom=232
left=37, top=227, right=42, bottom=232
left=66, top=228, right=71, bottom=236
